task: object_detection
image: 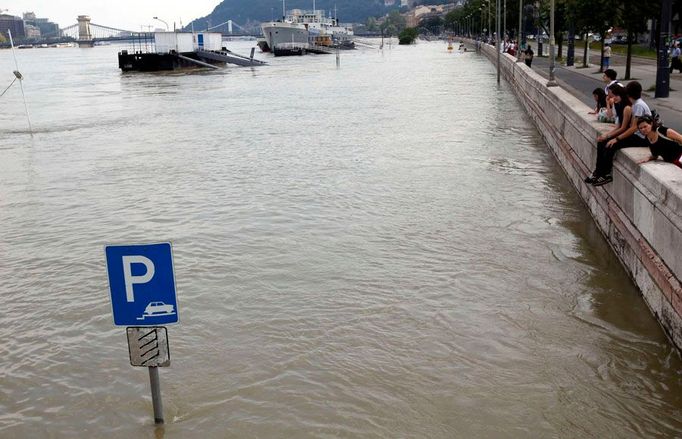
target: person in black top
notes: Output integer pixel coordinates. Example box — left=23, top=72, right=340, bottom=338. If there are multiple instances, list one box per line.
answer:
left=608, top=83, right=628, bottom=124
left=524, top=46, right=534, bottom=67
left=584, top=84, right=632, bottom=183
left=636, top=115, right=682, bottom=168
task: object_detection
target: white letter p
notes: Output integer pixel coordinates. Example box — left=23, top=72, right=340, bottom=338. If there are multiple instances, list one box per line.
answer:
left=122, top=255, right=155, bottom=302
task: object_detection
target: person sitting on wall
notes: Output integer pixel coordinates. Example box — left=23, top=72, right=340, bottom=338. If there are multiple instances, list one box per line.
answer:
left=588, top=88, right=607, bottom=115
left=601, top=83, right=625, bottom=123
left=507, top=41, right=517, bottom=56
left=602, top=68, right=618, bottom=95
left=585, top=84, right=632, bottom=184
left=586, top=81, right=650, bottom=186
left=636, top=115, right=682, bottom=169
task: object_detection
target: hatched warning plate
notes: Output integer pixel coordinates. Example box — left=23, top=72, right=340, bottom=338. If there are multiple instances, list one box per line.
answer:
left=126, top=327, right=170, bottom=367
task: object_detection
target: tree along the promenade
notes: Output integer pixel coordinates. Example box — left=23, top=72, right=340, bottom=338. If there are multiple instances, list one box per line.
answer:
left=572, top=0, right=618, bottom=71
left=399, top=27, right=419, bottom=44
left=420, top=16, right=444, bottom=35
left=366, top=17, right=379, bottom=32
left=445, top=0, right=482, bottom=36
left=616, top=0, right=659, bottom=79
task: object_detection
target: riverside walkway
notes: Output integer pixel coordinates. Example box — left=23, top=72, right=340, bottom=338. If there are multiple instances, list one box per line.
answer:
left=526, top=42, right=682, bottom=127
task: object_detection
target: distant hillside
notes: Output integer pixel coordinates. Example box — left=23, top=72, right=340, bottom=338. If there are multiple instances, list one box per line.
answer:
left=186, top=0, right=396, bottom=32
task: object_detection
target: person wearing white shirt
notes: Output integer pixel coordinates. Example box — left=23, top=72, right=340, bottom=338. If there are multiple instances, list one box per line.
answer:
left=603, top=44, right=612, bottom=69
left=602, top=68, right=618, bottom=95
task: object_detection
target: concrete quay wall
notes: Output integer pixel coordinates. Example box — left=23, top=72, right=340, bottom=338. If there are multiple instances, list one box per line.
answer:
left=471, top=41, right=682, bottom=351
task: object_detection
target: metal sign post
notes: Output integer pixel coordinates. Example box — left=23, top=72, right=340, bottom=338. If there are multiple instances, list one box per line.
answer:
left=126, top=327, right=171, bottom=424
left=105, top=243, right=179, bottom=425
left=149, top=366, right=164, bottom=424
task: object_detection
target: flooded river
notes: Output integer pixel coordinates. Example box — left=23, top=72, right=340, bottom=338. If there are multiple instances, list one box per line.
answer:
left=1, top=40, right=681, bottom=437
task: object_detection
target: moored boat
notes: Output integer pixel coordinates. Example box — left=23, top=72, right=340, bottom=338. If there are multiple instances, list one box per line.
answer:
left=260, top=3, right=354, bottom=56
left=117, top=32, right=266, bottom=72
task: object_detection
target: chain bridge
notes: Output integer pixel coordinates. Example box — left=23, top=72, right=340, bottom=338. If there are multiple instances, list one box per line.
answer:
left=32, top=16, right=259, bottom=47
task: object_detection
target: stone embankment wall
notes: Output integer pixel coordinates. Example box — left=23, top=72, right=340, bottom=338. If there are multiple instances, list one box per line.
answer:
left=469, top=40, right=682, bottom=351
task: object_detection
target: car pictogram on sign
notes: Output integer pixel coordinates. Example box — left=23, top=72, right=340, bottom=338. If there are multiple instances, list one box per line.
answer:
left=137, top=301, right=175, bottom=320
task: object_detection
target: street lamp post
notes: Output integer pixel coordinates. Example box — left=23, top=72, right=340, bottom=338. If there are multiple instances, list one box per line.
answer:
left=482, top=0, right=492, bottom=40
left=655, top=0, right=672, bottom=98
left=480, top=7, right=484, bottom=37
left=517, top=0, right=523, bottom=62
left=488, top=0, right=492, bottom=41
left=502, top=0, right=507, bottom=40
left=534, top=1, right=541, bottom=57
left=152, top=16, right=169, bottom=31
left=497, top=0, right=501, bottom=83
left=547, top=0, right=557, bottom=86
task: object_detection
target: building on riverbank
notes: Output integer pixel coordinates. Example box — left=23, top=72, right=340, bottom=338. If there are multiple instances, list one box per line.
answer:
left=0, top=13, right=24, bottom=39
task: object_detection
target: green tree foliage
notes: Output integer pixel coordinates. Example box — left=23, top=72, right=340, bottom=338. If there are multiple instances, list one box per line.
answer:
left=444, top=0, right=484, bottom=36
left=381, top=9, right=407, bottom=37
left=569, top=0, right=617, bottom=70
left=399, top=27, right=419, bottom=44
left=420, top=16, right=444, bottom=35
left=615, top=0, right=659, bottom=78
left=366, top=16, right=379, bottom=32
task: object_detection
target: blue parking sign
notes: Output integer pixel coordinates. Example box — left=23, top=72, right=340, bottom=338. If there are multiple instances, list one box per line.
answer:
left=105, top=243, right=179, bottom=326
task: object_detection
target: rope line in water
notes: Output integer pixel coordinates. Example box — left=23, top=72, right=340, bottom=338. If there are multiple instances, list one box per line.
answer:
left=7, top=29, right=33, bottom=136
left=0, top=77, right=17, bottom=98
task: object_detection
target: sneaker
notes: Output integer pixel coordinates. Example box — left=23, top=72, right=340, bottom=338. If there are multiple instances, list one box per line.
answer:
left=584, top=174, right=597, bottom=184
left=592, top=175, right=613, bottom=186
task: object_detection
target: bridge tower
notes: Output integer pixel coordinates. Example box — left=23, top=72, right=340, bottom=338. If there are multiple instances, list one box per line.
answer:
left=77, top=15, right=94, bottom=47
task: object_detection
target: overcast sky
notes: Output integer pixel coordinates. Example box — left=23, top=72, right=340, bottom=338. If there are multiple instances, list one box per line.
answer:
left=2, top=1, right=220, bottom=31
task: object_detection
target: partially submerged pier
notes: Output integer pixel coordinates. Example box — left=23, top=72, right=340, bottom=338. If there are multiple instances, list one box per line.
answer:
left=118, top=32, right=266, bottom=72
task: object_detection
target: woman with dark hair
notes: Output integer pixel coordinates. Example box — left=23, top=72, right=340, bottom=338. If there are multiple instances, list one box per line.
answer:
left=588, top=88, right=607, bottom=115
left=585, top=84, right=632, bottom=183
left=606, top=83, right=628, bottom=125
left=636, top=115, right=682, bottom=168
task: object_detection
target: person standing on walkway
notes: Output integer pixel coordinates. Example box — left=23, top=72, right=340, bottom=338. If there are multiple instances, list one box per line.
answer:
left=603, top=44, right=612, bottom=69
left=524, top=46, right=534, bottom=67
left=671, top=42, right=682, bottom=74
left=636, top=115, right=682, bottom=169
